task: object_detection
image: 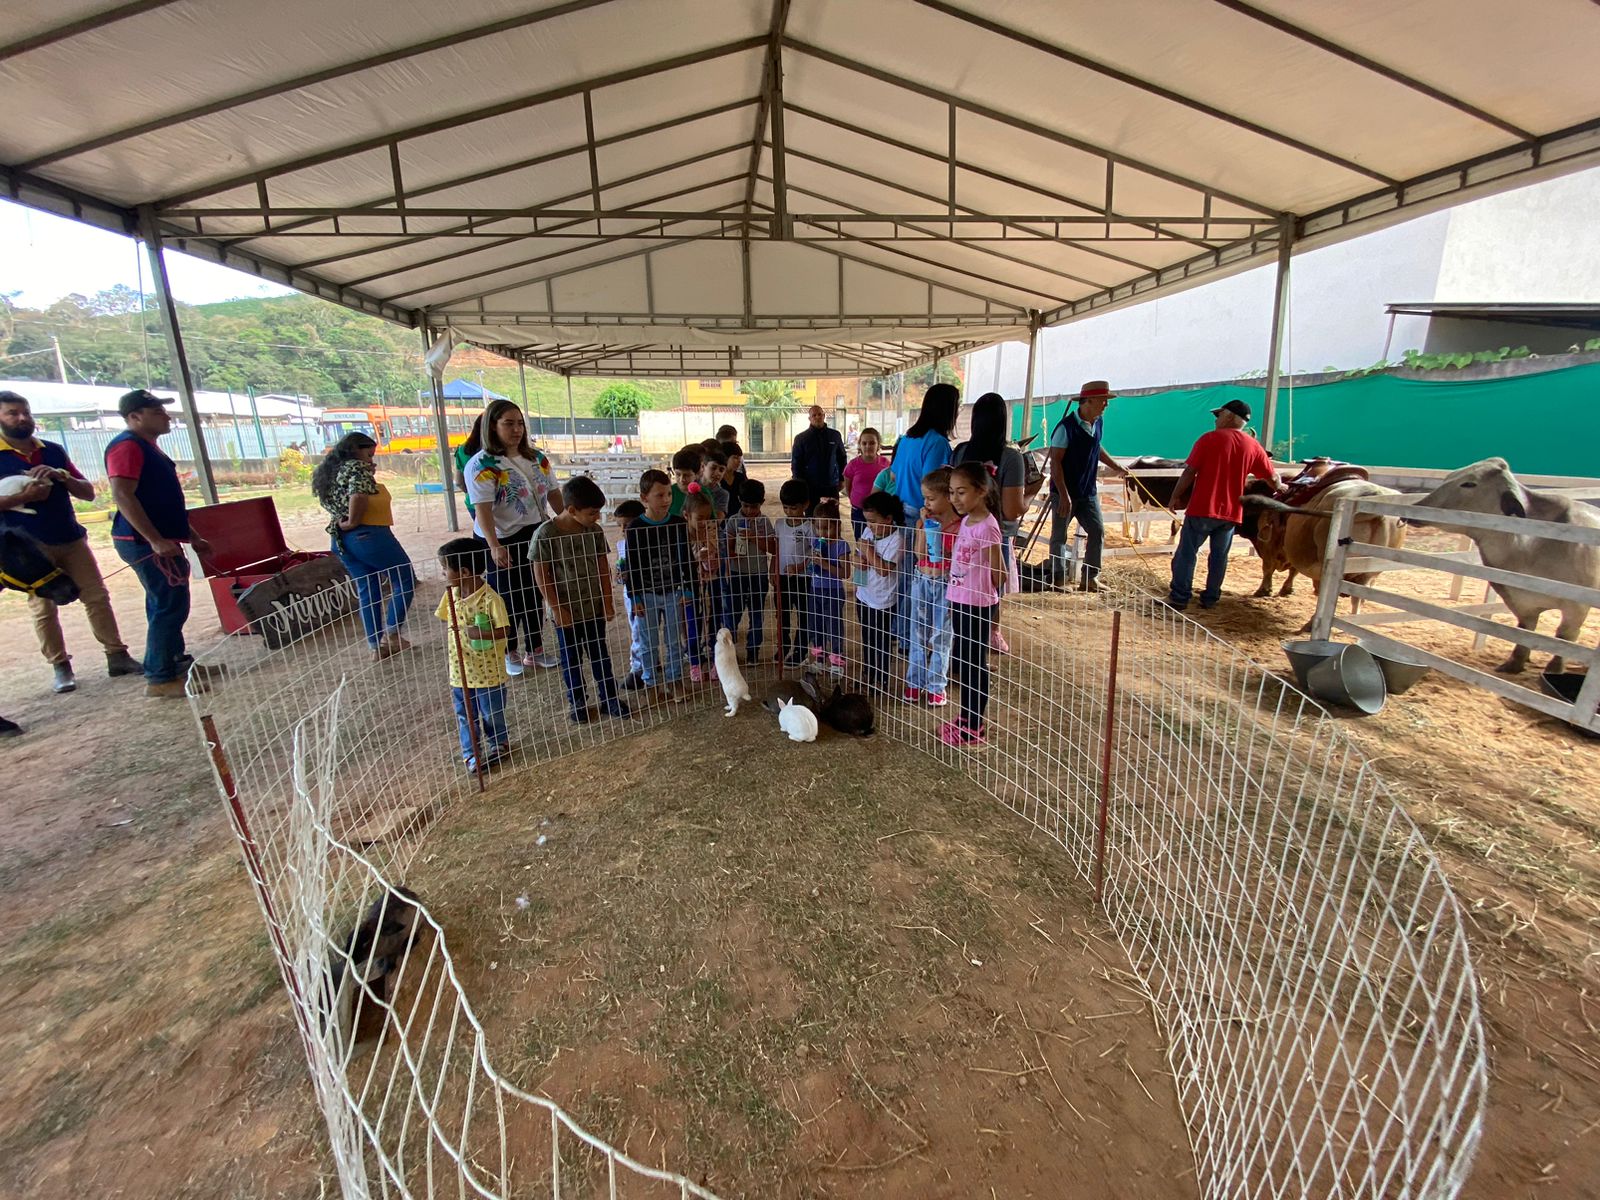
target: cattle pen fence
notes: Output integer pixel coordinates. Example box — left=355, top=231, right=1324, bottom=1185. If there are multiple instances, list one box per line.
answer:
left=188, top=548, right=1488, bottom=1198
left=1311, top=490, right=1600, bottom=734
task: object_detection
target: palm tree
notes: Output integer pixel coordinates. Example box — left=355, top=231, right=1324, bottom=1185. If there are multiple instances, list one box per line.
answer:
left=738, top=378, right=803, bottom=453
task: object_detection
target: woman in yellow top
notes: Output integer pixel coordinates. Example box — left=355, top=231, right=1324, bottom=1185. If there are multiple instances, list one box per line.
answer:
left=311, top=432, right=416, bottom=659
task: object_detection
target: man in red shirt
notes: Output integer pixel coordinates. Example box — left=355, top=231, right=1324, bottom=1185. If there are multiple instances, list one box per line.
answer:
left=1165, top=399, right=1281, bottom=610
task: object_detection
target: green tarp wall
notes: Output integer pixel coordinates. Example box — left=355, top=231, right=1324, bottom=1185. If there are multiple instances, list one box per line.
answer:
left=1012, top=360, right=1600, bottom=477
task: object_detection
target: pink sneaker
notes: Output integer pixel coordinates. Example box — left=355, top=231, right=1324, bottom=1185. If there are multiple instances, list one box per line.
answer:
left=990, top=629, right=1010, bottom=655
left=827, top=653, right=846, bottom=668
left=938, top=721, right=986, bottom=748
left=903, top=686, right=921, bottom=704
left=809, top=646, right=823, bottom=661
left=689, top=664, right=704, bottom=683
left=925, top=691, right=948, bottom=708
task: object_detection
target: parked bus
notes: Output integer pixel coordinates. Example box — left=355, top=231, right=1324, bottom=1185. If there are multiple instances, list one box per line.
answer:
left=319, top=406, right=480, bottom=453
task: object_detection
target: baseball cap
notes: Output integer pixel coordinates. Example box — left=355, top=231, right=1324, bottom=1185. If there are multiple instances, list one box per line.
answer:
left=1211, top=399, right=1252, bottom=421
left=119, top=388, right=175, bottom=417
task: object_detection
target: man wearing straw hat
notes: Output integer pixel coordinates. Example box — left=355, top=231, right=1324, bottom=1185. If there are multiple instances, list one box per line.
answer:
left=1165, top=399, right=1281, bottom=611
left=1047, top=380, right=1127, bottom=592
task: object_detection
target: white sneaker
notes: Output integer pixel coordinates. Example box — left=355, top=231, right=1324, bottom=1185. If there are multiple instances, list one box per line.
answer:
left=504, top=652, right=525, bottom=677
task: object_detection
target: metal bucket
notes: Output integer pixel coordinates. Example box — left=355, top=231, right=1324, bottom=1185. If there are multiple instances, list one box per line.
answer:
left=1305, top=644, right=1388, bottom=715
left=1282, top=639, right=1344, bottom=691
left=1358, top=639, right=1432, bottom=695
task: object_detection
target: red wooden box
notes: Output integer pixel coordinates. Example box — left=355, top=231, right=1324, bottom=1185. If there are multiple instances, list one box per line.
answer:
left=188, top=497, right=336, bottom=635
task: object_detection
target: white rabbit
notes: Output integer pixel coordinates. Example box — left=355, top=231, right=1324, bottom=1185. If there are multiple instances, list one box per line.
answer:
left=0, top=474, right=40, bottom=515
left=777, top=697, right=818, bottom=743
left=714, top=627, right=750, bottom=717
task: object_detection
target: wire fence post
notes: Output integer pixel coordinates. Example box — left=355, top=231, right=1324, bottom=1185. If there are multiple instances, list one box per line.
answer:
left=1094, top=608, right=1122, bottom=907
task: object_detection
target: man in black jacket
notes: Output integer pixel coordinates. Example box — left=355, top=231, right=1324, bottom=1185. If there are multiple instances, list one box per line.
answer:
left=790, top=406, right=846, bottom=515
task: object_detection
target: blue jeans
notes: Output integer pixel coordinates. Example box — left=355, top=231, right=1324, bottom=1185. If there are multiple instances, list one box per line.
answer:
left=115, top=539, right=191, bottom=684
left=808, top=585, right=844, bottom=654
left=906, top=572, right=953, bottom=694
left=1051, top=490, right=1104, bottom=578
left=556, top=617, right=621, bottom=716
left=451, top=683, right=507, bottom=766
left=635, top=591, right=684, bottom=685
left=624, top=592, right=644, bottom=675
left=1168, top=515, right=1237, bottom=607
left=720, top=572, right=769, bottom=658
left=892, top=512, right=917, bottom=651
left=332, top=525, right=415, bottom=648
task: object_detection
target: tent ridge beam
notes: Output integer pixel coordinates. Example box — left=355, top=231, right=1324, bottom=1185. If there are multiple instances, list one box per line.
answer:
left=910, top=0, right=1395, bottom=184
left=155, top=33, right=768, bottom=207
left=767, top=171, right=1115, bottom=293
left=210, top=95, right=760, bottom=254
left=0, top=0, right=178, bottom=64
left=1211, top=0, right=1534, bottom=142
left=781, top=35, right=1284, bottom=218
left=340, top=169, right=753, bottom=291
left=17, top=0, right=628, bottom=170
left=291, top=144, right=755, bottom=274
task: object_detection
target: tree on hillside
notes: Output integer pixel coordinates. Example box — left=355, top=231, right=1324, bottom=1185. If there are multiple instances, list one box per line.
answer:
left=739, top=378, right=803, bottom=453
left=593, top=382, right=653, bottom=419
left=864, top=359, right=960, bottom=401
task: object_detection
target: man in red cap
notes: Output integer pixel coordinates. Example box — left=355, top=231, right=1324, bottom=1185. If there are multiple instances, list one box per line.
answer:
left=1165, top=399, right=1281, bottom=610
left=1047, top=380, right=1127, bottom=591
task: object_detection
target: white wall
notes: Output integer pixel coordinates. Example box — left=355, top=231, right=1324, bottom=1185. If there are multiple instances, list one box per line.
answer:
left=1434, top=169, right=1600, bottom=302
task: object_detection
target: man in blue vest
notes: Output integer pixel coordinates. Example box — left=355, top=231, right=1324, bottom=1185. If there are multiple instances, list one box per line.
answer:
left=1047, top=380, right=1127, bottom=591
left=105, top=389, right=217, bottom=698
left=0, top=390, right=141, bottom=694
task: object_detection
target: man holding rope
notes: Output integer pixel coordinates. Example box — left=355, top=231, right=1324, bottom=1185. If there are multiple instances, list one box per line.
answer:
left=106, top=389, right=217, bottom=698
left=1047, top=380, right=1128, bottom=592
left=1165, top=399, right=1280, bottom=611
left=0, top=390, right=141, bottom=694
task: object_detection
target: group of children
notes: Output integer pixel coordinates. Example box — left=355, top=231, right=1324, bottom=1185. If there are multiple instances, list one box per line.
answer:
left=433, top=431, right=1009, bottom=771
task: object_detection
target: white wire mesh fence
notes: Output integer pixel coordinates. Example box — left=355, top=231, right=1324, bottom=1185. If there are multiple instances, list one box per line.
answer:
left=188, top=510, right=1486, bottom=1199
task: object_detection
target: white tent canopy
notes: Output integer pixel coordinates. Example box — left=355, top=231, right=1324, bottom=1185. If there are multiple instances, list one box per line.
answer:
left=3, top=0, right=1598, bottom=380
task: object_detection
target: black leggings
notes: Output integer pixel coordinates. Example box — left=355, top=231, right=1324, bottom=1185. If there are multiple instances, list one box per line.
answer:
left=949, top=601, right=996, bottom=731
left=856, top=599, right=894, bottom=693
left=488, top=523, right=544, bottom=655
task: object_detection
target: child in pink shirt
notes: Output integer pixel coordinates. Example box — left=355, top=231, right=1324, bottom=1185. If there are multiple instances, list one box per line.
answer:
left=942, top=462, right=1005, bottom=747
left=841, top=427, right=886, bottom=542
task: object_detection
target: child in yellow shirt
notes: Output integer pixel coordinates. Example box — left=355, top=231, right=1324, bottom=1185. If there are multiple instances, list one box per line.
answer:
left=435, top=537, right=511, bottom=772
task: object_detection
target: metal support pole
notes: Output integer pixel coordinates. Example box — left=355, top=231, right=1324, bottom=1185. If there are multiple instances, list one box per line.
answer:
left=518, top=360, right=530, bottom=414
left=1094, top=609, right=1122, bottom=907
left=1261, top=218, right=1294, bottom=457
left=136, top=205, right=218, bottom=505
left=1019, top=310, right=1041, bottom=445
left=420, top=324, right=460, bottom=532
left=565, top=372, right=579, bottom=454
left=246, top=384, right=267, bottom=457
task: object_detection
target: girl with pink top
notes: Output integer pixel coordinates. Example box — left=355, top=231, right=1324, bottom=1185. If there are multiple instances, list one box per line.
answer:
left=941, top=461, right=1005, bottom=747
left=841, top=427, right=886, bottom=542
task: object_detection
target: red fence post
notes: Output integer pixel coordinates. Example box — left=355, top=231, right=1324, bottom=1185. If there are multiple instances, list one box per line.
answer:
left=1094, top=609, right=1122, bottom=907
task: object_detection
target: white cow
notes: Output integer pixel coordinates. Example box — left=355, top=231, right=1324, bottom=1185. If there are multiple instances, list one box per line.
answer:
left=1411, top=458, right=1600, bottom=674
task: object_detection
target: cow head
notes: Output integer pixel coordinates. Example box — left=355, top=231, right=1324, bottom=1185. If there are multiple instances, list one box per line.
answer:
left=1410, top=458, right=1528, bottom=524
left=0, top=530, right=81, bottom=606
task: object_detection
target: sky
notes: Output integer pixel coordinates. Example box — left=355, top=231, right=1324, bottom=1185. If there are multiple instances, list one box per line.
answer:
left=0, top=199, right=296, bottom=308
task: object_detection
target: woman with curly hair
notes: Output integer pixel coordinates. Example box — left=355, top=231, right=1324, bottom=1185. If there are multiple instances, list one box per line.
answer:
left=312, top=431, right=415, bottom=659
left=461, top=399, right=565, bottom=674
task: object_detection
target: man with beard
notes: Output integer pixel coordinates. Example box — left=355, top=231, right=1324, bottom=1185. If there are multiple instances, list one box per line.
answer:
left=0, top=390, right=141, bottom=694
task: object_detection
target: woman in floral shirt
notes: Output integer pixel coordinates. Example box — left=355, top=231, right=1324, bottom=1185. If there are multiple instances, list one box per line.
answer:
left=311, top=432, right=415, bottom=658
left=462, top=399, right=565, bottom=674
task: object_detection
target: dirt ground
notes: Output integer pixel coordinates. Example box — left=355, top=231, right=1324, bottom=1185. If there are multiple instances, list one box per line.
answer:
left=410, top=724, right=1194, bottom=1199
left=1, top=475, right=1597, bottom=1199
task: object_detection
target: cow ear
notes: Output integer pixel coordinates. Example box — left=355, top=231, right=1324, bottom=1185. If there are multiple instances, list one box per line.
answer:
left=1499, top=490, right=1526, bottom=519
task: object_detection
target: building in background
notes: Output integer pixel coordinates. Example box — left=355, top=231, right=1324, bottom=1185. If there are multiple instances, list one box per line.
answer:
left=970, top=167, right=1600, bottom=398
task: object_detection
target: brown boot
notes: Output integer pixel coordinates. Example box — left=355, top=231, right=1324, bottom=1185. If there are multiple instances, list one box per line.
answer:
left=145, top=679, right=187, bottom=699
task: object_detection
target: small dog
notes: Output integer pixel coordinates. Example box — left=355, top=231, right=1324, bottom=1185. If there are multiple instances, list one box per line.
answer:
left=714, top=627, right=751, bottom=717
